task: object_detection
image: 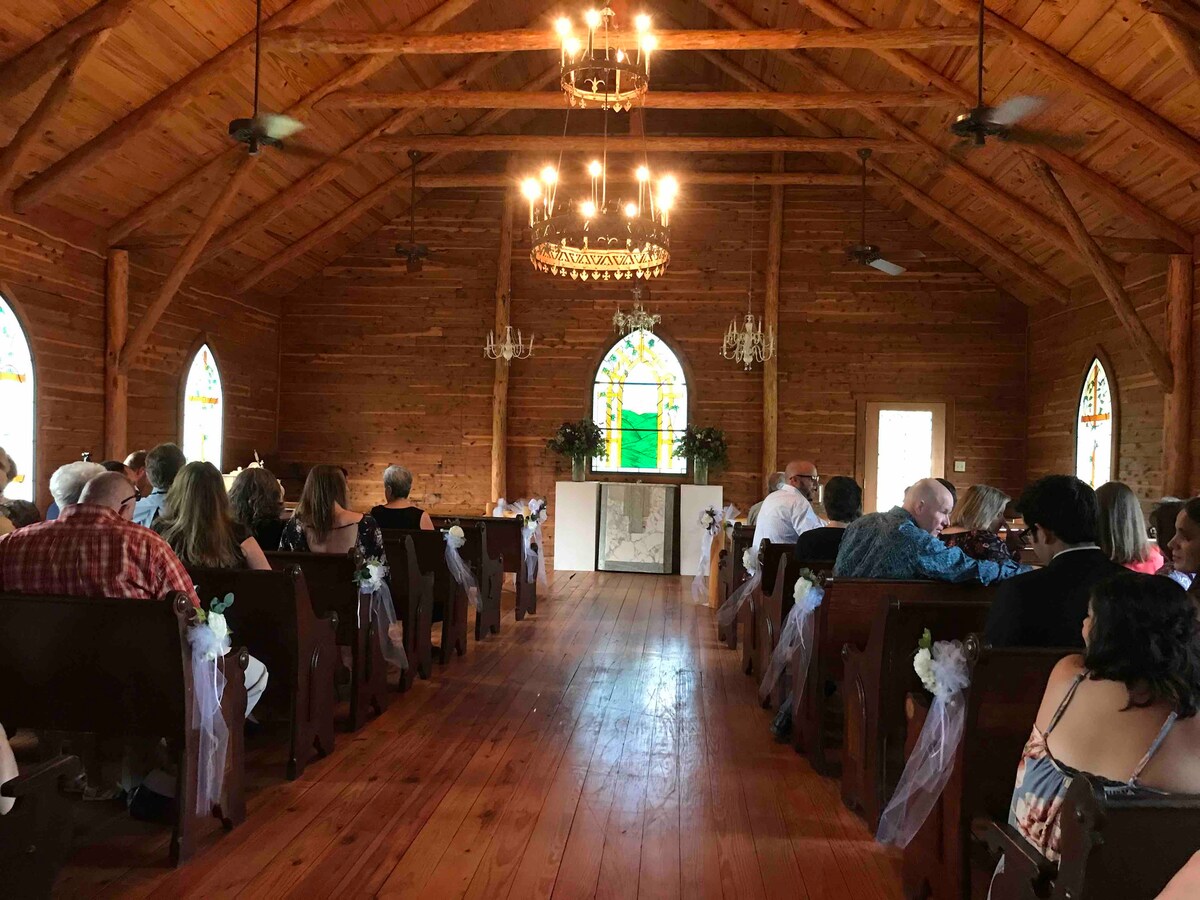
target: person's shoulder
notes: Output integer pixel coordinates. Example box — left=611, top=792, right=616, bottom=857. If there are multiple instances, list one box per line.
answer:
left=1045, top=653, right=1087, bottom=694
left=232, top=520, right=252, bottom=543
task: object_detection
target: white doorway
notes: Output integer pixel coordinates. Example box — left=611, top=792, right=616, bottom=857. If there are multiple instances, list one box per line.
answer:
left=860, top=401, right=947, bottom=513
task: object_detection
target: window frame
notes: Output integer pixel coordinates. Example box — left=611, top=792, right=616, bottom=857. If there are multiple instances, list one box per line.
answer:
left=1072, top=351, right=1119, bottom=489
left=178, top=336, right=226, bottom=470
left=855, top=397, right=951, bottom=513
left=0, top=288, right=38, bottom=502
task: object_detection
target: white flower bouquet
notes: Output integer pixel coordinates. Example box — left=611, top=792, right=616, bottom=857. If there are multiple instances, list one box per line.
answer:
left=355, top=556, right=389, bottom=594
left=445, top=524, right=466, bottom=549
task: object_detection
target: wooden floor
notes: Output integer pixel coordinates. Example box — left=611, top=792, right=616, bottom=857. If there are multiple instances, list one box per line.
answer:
left=52, top=572, right=902, bottom=899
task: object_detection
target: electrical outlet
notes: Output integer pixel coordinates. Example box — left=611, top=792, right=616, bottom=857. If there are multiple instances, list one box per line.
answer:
left=953, top=460, right=967, bottom=473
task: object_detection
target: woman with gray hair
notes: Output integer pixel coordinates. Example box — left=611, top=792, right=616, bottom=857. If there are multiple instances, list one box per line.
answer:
left=370, top=464, right=434, bottom=531
left=1096, top=480, right=1164, bottom=574
left=938, top=483, right=1018, bottom=564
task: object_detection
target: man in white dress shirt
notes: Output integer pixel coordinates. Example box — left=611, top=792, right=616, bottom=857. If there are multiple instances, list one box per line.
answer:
left=746, top=471, right=786, bottom=530
left=750, top=459, right=824, bottom=548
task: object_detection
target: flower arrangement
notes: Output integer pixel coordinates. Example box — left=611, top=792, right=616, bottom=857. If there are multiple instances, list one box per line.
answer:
left=912, top=628, right=970, bottom=699
left=672, top=425, right=729, bottom=467
left=355, top=556, right=389, bottom=593
left=192, top=593, right=235, bottom=661
left=444, top=524, right=466, bottom=549
left=699, top=506, right=719, bottom=532
left=547, top=419, right=604, bottom=461
left=792, top=567, right=827, bottom=611
left=742, top=547, right=757, bottom=573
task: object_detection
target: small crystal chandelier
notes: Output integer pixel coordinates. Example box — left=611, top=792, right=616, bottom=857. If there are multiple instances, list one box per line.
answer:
left=612, top=284, right=661, bottom=335
left=721, top=183, right=775, bottom=371
left=485, top=318, right=534, bottom=363
left=557, top=8, right=655, bottom=111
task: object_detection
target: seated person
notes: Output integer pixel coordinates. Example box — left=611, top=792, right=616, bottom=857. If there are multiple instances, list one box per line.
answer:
left=370, top=465, right=434, bottom=531
left=228, top=466, right=288, bottom=552
left=986, top=475, right=1124, bottom=648
left=1000, top=572, right=1200, bottom=872
left=0, top=446, right=18, bottom=536
left=124, top=449, right=152, bottom=498
left=938, top=484, right=1017, bottom=564
left=751, top=459, right=824, bottom=548
left=100, top=459, right=136, bottom=483
left=48, top=459, right=106, bottom=519
left=794, top=475, right=861, bottom=562
left=936, top=477, right=958, bottom=506
left=834, top=478, right=1024, bottom=584
left=0, top=499, right=42, bottom=529
left=1152, top=498, right=1192, bottom=590
left=153, top=462, right=270, bottom=570
left=747, top=471, right=785, bottom=530
left=281, top=465, right=387, bottom=563
left=1097, top=481, right=1164, bottom=574
left=1168, top=498, right=1200, bottom=597
left=133, top=442, right=186, bottom=527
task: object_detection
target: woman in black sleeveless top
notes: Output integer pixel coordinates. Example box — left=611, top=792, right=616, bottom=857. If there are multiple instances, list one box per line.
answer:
left=370, top=464, right=434, bottom=531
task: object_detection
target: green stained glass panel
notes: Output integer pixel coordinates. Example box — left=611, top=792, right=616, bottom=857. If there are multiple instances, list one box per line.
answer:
left=619, top=411, right=660, bottom=469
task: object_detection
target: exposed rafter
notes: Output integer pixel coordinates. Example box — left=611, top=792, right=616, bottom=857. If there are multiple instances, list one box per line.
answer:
left=1142, top=0, right=1200, bottom=33
left=316, top=171, right=884, bottom=188
left=12, top=0, right=344, bottom=213
left=266, top=25, right=981, bottom=54
left=367, top=134, right=920, bottom=154
left=1149, top=6, right=1200, bottom=81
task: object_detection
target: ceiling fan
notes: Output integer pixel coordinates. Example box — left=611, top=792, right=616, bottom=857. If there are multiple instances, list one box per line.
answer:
left=949, top=0, right=1067, bottom=148
left=846, top=149, right=906, bottom=277
left=227, top=0, right=320, bottom=157
left=396, top=151, right=432, bottom=273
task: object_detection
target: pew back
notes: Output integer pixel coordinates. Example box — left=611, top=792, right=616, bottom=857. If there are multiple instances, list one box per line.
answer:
left=431, top=514, right=536, bottom=620
left=382, top=529, right=467, bottom=661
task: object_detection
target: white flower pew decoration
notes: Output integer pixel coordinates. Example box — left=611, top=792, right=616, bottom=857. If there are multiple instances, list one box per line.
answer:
left=717, top=542, right=763, bottom=630
left=691, top=503, right=741, bottom=605
left=442, top=524, right=481, bottom=611
left=876, top=628, right=971, bottom=848
left=500, top=497, right=549, bottom=589
left=759, top=569, right=826, bottom=704
left=354, top=555, right=408, bottom=670
left=186, top=592, right=235, bottom=814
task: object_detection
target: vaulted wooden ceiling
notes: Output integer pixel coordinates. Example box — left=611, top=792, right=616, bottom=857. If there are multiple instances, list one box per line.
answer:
left=1, top=0, right=1197, bottom=317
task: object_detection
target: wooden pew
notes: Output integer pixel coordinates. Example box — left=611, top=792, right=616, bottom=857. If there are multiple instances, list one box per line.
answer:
left=431, top=514, right=537, bottom=620
left=0, top=592, right=249, bottom=865
left=986, top=774, right=1200, bottom=900
left=902, top=636, right=1071, bottom=900
left=463, top=522, right=504, bottom=640
left=381, top=529, right=468, bottom=663
left=265, top=550, right=393, bottom=727
left=387, top=535, right=435, bottom=687
left=718, top=522, right=753, bottom=647
left=756, top=554, right=836, bottom=709
left=0, top=754, right=82, bottom=898
left=841, top=583, right=992, bottom=829
left=189, top=566, right=338, bottom=780
left=738, top=540, right=796, bottom=677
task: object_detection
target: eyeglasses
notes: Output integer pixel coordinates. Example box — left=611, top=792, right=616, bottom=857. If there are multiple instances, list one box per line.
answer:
left=795, top=474, right=821, bottom=484
left=118, top=492, right=139, bottom=509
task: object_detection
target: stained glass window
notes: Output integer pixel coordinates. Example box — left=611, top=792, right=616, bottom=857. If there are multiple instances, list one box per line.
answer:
left=0, top=295, right=35, bottom=501
left=592, top=330, right=687, bottom=474
left=1075, top=357, right=1114, bottom=489
left=182, top=344, right=223, bottom=469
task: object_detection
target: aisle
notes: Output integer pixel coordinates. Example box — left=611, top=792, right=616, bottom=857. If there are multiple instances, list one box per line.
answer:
left=54, top=572, right=902, bottom=899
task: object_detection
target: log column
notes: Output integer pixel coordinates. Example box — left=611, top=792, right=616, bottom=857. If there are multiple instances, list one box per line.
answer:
left=762, top=152, right=784, bottom=477
left=1162, top=253, right=1194, bottom=496
left=104, top=249, right=128, bottom=459
left=490, top=187, right=515, bottom=506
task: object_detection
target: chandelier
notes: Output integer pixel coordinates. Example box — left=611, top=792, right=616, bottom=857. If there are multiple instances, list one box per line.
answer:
left=485, top=323, right=534, bottom=362
left=521, top=8, right=676, bottom=282
left=556, top=8, right=655, bottom=111
left=721, top=183, right=775, bottom=370
left=612, top=303, right=660, bottom=336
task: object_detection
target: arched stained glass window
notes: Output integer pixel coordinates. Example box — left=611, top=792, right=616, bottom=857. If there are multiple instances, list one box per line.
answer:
left=592, top=330, right=687, bottom=474
left=182, top=343, right=223, bottom=469
left=1075, top=357, right=1114, bottom=489
left=0, top=295, right=35, bottom=501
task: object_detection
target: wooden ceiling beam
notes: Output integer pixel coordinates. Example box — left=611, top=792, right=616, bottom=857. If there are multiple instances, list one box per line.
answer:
left=12, top=0, right=344, bottom=213
left=0, top=28, right=112, bottom=196
left=318, top=89, right=962, bottom=111
left=1029, top=158, right=1174, bottom=389
left=1141, top=0, right=1200, bottom=35
left=383, top=171, right=882, bottom=187
left=1092, top=235, right=1196, bottom=255
left=267, top=25, right=981, bottom=54
left=0, top=0, right=145, bottom=104
left=367, top=135, right=920, bottom=153
left=105, top=0, right=484, bottom=245
left=1150, top=7, right=1200, bottom=81
left=930, top=0, right=1200, bottom=172
left=196, top=52, right=522, bottom=268
left=697, top=0, right=1125, bottom=281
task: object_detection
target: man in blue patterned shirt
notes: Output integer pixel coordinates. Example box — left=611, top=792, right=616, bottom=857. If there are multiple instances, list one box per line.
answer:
left=834, top=478, right=1026, bottom=584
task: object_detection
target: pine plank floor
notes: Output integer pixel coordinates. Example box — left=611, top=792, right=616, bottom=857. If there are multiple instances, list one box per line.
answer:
left=51, top=571, right=903, bottom=899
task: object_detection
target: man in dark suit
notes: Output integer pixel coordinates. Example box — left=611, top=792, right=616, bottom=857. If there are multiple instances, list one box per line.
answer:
left=985, top=475, right=1123, bottom=648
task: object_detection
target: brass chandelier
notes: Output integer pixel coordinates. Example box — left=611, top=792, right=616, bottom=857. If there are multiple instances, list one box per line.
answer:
left=521, top=8, right=676, bottom=282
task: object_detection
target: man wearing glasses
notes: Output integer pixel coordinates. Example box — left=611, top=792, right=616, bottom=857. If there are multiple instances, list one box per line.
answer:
left=750, top=459, right=825, bottom=549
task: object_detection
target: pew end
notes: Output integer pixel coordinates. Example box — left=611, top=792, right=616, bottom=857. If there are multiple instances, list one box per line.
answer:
left=0, top=754, right=82, bottom=898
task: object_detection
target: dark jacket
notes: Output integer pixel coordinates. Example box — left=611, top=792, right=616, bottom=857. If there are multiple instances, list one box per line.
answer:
left=984, top=547, right=1124, bottom=648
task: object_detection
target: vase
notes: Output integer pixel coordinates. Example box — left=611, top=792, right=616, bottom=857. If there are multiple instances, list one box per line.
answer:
left=571, top=457, right=587, bottom=482
left=693, top=459, right=709, bottom=486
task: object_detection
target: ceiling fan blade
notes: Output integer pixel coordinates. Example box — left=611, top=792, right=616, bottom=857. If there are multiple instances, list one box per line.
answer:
left=989, top=94, right=1046, bottom=126
left=868, top=257, right=907, bottom=276
left=1003, top=127, right=1087, bottom=150
left=256, top=113, right=305, bottom=140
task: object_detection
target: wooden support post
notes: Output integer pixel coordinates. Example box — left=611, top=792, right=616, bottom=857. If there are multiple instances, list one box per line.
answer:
left=490, top=190, right=515, bottom=505
left=104, top=249, right=129, bottom=459
left=119, top=154, right=257, bottom=372
left=762, top=153, right=783, bottom=479
left=0, top=28, right=111, bottom=196
left=1162, top=254, right=1194, bottom=496
left=1029, top=158, right=1173, bottom=390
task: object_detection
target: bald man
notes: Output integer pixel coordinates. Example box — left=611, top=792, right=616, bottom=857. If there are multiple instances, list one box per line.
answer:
left=834, top=478, right=1026, bottom=584
left=750, top=459, right=825, bottom=549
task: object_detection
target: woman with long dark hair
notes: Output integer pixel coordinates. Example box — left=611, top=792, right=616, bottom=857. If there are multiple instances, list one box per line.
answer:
left=279, top=465, right=386, bottom=563
left=154, top=461, right=270, bottom=570
left=229, top=466, right=287, bottom=552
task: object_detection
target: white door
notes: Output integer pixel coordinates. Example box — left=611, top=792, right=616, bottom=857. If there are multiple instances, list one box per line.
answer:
left=862, top=402, right=947, bottom=513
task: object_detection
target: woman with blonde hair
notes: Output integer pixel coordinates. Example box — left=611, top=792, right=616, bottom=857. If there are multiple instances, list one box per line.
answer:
left=154, top=461, right=270, bottom=570
left=279, top=465, right=386, bottom=563
left=939, top=483, right=1017, bottom=564
left=1096, top=481, right=1163, bottom=574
